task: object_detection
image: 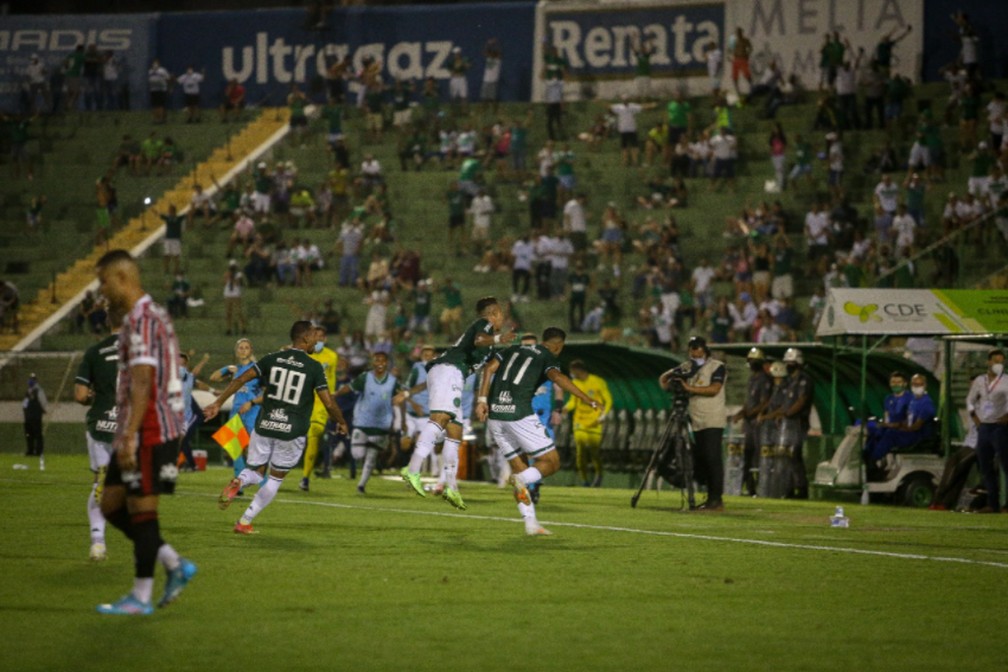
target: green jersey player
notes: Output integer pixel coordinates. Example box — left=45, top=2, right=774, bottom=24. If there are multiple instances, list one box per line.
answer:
left=476, top=327, right=599, bottom=535
left=205, top=321, right=348, bottom=534
left=74, top=327, right=120, bottom=561
left=397, top=296, right=516, bottom=510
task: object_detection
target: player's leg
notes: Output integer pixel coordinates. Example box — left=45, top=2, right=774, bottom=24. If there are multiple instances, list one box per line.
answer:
left=439, top=420, right=466, bottom=509
left=350, top=430, right=368, bottom=491
left=220, top=432, right=270, bottom=508
left=358, top=444, right=382, bottom=493
left=574, top=431, right=590, bottom=485
left=300, top=420, right=325, bottom=491
left=234, top=436, right=304, bottom=532
left=588, top=432, right=603, bottom=486
left=493, top=418, right=554, bottom=535
left=87, top=433, right=112, bottom=560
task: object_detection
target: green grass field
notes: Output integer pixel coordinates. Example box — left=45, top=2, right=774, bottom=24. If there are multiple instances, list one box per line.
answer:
left=2, top=453, right=1006, bottom=672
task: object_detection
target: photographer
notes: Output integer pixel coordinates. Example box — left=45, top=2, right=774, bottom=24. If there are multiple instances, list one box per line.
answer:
left=659, top=336, right=727, bottom=511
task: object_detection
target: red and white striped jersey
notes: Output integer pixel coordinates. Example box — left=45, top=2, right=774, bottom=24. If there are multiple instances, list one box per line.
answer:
left=115, top=294, right=185, bottom=446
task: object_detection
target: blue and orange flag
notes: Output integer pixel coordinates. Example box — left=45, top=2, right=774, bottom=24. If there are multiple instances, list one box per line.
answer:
left=212, top=414, right=249, bottom=460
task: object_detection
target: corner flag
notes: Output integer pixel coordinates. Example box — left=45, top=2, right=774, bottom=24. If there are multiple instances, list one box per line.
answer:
left=212, top=414, right=250, bottom=460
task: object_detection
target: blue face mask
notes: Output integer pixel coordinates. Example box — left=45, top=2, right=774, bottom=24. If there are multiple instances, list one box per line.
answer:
left=314, top=341, right=324, bottom=354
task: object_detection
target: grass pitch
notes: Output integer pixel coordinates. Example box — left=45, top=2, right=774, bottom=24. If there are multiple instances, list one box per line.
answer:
left=1, top=453, right=1006, bottom=672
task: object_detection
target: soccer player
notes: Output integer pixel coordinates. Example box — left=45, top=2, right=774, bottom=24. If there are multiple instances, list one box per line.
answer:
left=334, top=351, right=403, bottom=494
left=476, top=327, right=599, bottom=535
left=206, top=321, right=348, bottom=534
left=209, top=338, right=262, bottom=479
left=397, top=296, right=516, bottom=510
left=74, top=313, right=120, bottom=562
left=402, top=344, right=436, bottom=466
left=300, top=325, right=338, bottom=492
left=522, top=333, right=564, bottom=504
left=93, top=249, right=196, bottom=615
left=565, top=360, right=612, bottom=487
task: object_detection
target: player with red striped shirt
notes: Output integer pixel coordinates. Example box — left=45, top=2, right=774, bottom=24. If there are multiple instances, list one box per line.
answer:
left=94, top=250, right=196, bottom=616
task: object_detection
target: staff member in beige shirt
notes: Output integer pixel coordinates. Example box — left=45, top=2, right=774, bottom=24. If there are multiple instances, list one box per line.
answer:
left=660, top=336, right=727, bottom=511
left=966, top=349, right=1008, bottom=512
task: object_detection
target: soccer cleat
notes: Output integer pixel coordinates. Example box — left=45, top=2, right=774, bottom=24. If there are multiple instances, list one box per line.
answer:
left=441, top=486, right=467, bottom=511
left=96, top=594, right=154, bottom=616
left=233, top=520, right=256, bottom=534
left=89, top=542, right=107, bottom=562
left=158, top=559, right=197, bottom=608
left=400, top=467, right=426, bottom=497
left=39, top=457, right=45, bottom=471
left=356, top=485, right=366, bottom=495
left=298, top=477, right=310, bottom=492
left=525, top=524, right=552, bottom=536
left=508, top=474, right=531, bottom=506
left=218, top=478, right=242, bottom=510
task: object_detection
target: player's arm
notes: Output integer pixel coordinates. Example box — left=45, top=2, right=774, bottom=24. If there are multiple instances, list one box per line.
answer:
left=782, top=380, right=811, bottom=419
left=203, top=366, right=258, bottom=421
left=598, top=379, right=613, bottom=416
left=548, top=369, right=601, bottom=411
left=190, top=353, right=211, bottom=377
left=475, top=357, right=501, bottom=421
left=393, top=380, right=426, bottom=405
left=474, top=329, right=516, bottom=347
left=116, top=363, right=155, bottom=470
left=316, top=388, right=348, bottom=435
left=74, top=380, right=94, bottom=405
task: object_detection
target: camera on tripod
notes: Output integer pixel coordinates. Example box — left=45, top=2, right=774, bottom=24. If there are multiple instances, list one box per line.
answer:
left=664, top=360, right=698, bottom=408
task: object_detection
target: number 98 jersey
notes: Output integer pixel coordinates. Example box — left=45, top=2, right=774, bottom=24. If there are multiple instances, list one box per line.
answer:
left=253, top=349, right=329, bottom=440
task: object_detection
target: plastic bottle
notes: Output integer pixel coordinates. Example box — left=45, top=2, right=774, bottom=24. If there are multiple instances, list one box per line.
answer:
left=830, top=505, right=849, bottom=528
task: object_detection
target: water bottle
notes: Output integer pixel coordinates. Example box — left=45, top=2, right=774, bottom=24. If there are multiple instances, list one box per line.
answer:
left=830, top=505, right=849, bottom=528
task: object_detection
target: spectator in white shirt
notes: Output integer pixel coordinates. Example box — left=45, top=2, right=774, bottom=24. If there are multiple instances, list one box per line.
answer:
left=610, top=95, right=654, bottom=166
left=549, top=234, right=574, bottom=298
left=510, top=235, right=535, bottom=303
left=562, top=193, right=588, bottom=252
left=804, top=202, right=831, bottom=274
left=176, top=65, right=205, bottom=123
left=873, top=174, right=900, bottom=215
left=709, top=127, right=737, bottom=191
left=468, top=190, right=494, bottom=254
left=892, top=204, right=916, bottom=257
left=360, top=154, right=383, bottom=189
left=691, top=258, right=717, bottom=312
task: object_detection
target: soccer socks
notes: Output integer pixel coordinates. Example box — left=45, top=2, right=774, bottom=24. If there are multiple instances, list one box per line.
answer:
left=517, top=466, right=543, bottom=486
left=358, top=448, right=379, bottom=489
left=88, top=483, right=106, bottom=544
left=133, top=577, right=155, bottom=605
left=240, top=475, right=282, bottom=524
left=518, top=501, right=538, bottom=526
left=407, top=421, right=442, bottom=473
left=104, top=506, right=135, bottom=541
left=237, top=467, right=262, bottom=489
left=156, top=542, right=181, bottom=572
left=131, top=512, right=160, bottom=587
left=441, top=438, right=460, bottom=490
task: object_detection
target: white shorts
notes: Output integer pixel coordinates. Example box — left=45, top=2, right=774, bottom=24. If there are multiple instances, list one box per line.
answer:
left=488, top=415, right=555, bottom=460
left=449, top=76, right=468, bottom=100
left=247, top=431, right=306, bottom=471
left=351, top=429, right=389, bottom=460
left=162, top=238, right=181, bottom=257
left=406, top=413, right=428, bottom=438
left=87, top=432, right=113, bottom=472
left=252, top=192, right=271, bottom=213
left=426, top=364, right=464, bottom=420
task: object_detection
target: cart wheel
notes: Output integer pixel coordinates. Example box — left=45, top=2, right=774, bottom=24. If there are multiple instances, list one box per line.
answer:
left=899, top=474, right=934, bottom=508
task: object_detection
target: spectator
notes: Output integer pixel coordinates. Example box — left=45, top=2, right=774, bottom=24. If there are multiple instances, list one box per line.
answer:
left=543, top=45, right=568, bottom=141
left=448, top=47, right=470, bottom=113
left=159, top=204, right=184, bottom=275
left=704, top=40, right=723, bottom=94
left=728, top=291, right=757, bottom=341
left=176, top=65, right=205, bottom=124
left=288, top=84, right=309, bottom=146
left=337, top=215, right=364, bottom=287
left=768, top=122, right=787, bottom=190
left=729, top=27, right=753, bottom=98
left=22, top=373, right=47, bottom=467
left=631, top=37, right=656, bottom=99
left=220, top=78, right=245, bottom=122
left=481, top=39, right=501, bottom=112
left=834, top=44, right=862, bottom=130
left=438, top=278, right=463, bottom=336
left=826, top=132, right=844, bottom=199
left=147, top=58, right=170, bottom=124
left=469, top=189, right=494, bottom=255
left=223, top=260, right=247, bottom=335
left=25, top=54, right=49, bottom=115
left=101, top=50, right=122, bottom=110
left=364, top=289, right=390, bottom=340
left=64, top=44, right=85, bottom=111
left=167, top=271, right=191, bottom=319
left=511, top=234, right=534, bottom=303
left=709, top=127, right=737, bottom=192
left=0, top=278, right=20, bottom=333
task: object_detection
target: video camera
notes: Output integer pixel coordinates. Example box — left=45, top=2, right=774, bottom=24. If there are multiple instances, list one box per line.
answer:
left=665, top=360, right=698, bottom=410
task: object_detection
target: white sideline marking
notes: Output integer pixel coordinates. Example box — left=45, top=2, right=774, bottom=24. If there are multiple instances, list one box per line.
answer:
left=275, top=497, right=1008, bottom=570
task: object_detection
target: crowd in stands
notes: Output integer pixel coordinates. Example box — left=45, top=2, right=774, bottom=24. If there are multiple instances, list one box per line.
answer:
left=7, top=13, right=1008, bottom=369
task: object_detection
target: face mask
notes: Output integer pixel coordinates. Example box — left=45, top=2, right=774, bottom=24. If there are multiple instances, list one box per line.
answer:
left=749, top=362, right=763, bottom=372
left=691, top=357, right=706, bottom=367
left=911, top=386, right=925, bottom=396
left=314, top=341, right=324, bottom=353
left=992, top=363, right=1004, bottom=376
left=786, top=364, right=798, bottom=373
left=890, top=385, right=904, bottom=394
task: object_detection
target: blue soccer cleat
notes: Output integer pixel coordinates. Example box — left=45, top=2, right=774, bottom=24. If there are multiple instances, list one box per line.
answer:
left=96, top=594, right=154, bottom=616
left=158, top=558, right=197, bottom=608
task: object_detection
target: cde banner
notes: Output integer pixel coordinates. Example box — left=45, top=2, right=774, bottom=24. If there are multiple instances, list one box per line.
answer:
left=157, top=3, right=536, bottom=106
left=532, top=1, right=724, bottom=101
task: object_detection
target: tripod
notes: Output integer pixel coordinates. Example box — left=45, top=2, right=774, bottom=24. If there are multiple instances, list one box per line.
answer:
left=631, top=394, right=696, bottom=510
